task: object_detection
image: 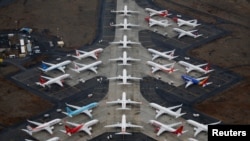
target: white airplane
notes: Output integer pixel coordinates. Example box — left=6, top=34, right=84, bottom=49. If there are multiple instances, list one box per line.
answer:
left=21, top=118, right=61, bottom=136
left=178, top=60, right=214, bottom=74
left=173, top=17, right=201, bottom=27
left=148, top=48, right=178, bottom=61
left=110, top=18, right=140, bottom=30
left=25, top=137, right=60, bottom=141
left=35, top=73, right=70, bottom=88
left=109, top=51, right=141, bottom=65
left=38, top=60, right=71, bottom=73
left=149, top=103, right=186, bottom=119
left=173, top=28, right=203, bottom=39
left=147, top=61, right=178, bottom=74
left=106, top=92, right=142, bottom=110
left=181, top=74, right=213, bottom=88
left=71, top=48, right=103, bottom=60
left=145, top=8, right=172, bottom=17
left=104, top=114, right=143, bottom=135
left=60, top=119, right=99, bottom=136
left=109, top=35, right=141, bottom=48
left=149, top=120, right=187, bottom=136
left=145, top=17, right=171, bottom=28
left=70, top=60, right=102, bottom=74
left=108, top=69, right=142, bottom=85
left=186, top=119, right=221, bottom=137
left=111, top=5, right=140, bottom=16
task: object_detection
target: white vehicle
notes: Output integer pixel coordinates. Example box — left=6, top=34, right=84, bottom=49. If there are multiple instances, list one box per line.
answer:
left=108, top=69, right=142, bottom=85
left=148, top=48, right=178, bottom=61
left=149, top=120, right=187, bottom=136
left=71, top=48, right=103, bottom=60
left=104, top=114, right=143, bottom=135
left=111, top=5, right=140, bottom=16
left=173, top=17, right=201, bottom=27
left=187, top=119, right=221, bottom=137
left=38, top=60, right=71, bottom=73
left=147, top=61, right=178, bottom=74
left=60, top=119, right=99, bottom=136
left=145, top=17, right=171, bottom=28
left=35, top=73, right=70, bottom=88
left=109, top=35, right=141, bottom=48
left=150, top=103, right=186, bottom=119
left=173, top=28, right=202, bottom=39
left=70, top=60, right=102, bottom=74
left=109, top=51, right=140, bottom=65
left=178, top=60, right=214, bottom=74
left=106, top=92, right=142, bottom=110
left=25, top=137, right=60, bottom=141
left=110, top=18, right=140, bottom=30
left=145, top=8, right=172, bottom=17
left=21, top=118, right=61, bottom=135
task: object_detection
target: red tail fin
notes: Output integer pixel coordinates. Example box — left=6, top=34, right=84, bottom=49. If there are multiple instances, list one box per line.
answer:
left=199, top=77, right=209, bottom=87
left=173, top=126, right=184, bottom=136
left=65, top=125, right=72, bottom=133
left=160, top=11, right=167, bottom=17
left=39, top=76, right=46, bottom=84
left=75, top=50, right=79, bottom=56
left=204, top=63, right=210, bottom=71
left=172, top=17, right=178, bottom=23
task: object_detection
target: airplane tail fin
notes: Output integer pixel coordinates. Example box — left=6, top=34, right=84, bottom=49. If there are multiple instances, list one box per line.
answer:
left=172, top=126, right=187, bottom=136
left=64, top=107, right=73, bottom=117
left=21, top=129, right=33, bottom=136
left=199, top=77, right=212, bottom=87
left=75, top=50, right=80, bottom=56
left=166, top=63, right=178, bottom=74
left=175, top=108, right=186, bottom=118
left=204, top=63, right=214, bottom=74
left=65, top=125, right=72, bottom=136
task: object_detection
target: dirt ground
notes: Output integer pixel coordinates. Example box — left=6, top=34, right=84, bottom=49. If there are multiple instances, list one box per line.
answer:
left=0, top=0, right=249, bottom=130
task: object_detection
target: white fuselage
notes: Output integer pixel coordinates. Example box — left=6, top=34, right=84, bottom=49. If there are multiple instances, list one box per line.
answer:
left=173, top=28, right=201, bottom=39
left=73, top=48, right=103, bottom=60
left=72, top=61, right=102, bottom=74
left=145, top=8, right=166, bottom=17
left=178, top=60, right=207, bottom=74
left=149, top=120, right=181, bottom=136
left=150, top=103, right=184, bottom=119
left=148, top=18, right=170, bottom=27
left=29, top=119, right=61, bottom=133
left=39, top=73, right=70, bottom=87
left=147, top=61, right=174, bottom=73
left=187, top=119, right=207, bottom=132
left=41, top=60, right=71, bottom=73
left=176, top=18, right=200, bottom=27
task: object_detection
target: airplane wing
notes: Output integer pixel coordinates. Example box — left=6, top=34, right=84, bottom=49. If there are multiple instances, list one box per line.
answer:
left=185, top=81, right=194, bottom=88
left=44, top=126, right=53, bottom=135
left=66, top=103, right=92, bottom=118
left=108, top=76, right=122, bottom=80
left=178, top=32, right=186, bottom=39
left=127, top=23, right=140, bottom=27
left=194, top=127, right=203, bottom=137
left=40, top=75, right=53, bottom=80
left=42, top=61, right=54, bottom=67
left=27, top=120, right=42, bottom=126
left=149, top=21, right=156, bottom=27
left=126, top=123, right=143, bottom=128
left=109, top=57, right=122, bottom=61
left=106, top=100, right=120, bottom=104
left=54, top=80, right=63, bottom=87
left=155, top=110, right=165, bottom=119
left=197, top=63, right=208, bottom=68
left=128, top=76, right=142, bottom=80
left=178, top=22, right=185, bottom=27
left=105, top=123, right=121, bottom=128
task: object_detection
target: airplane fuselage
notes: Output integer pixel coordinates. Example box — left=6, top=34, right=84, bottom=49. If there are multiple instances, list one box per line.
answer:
left=41, top=60, right=71, bottom=73
left=181, top=75, right=199, bottom=85
left=69, top=102, right=98, bottom=117
left=186, top=119, right=207, bottom=131
left=150, top=103, right=182, bottom=118
left=29, top=118, right=61, bottom=132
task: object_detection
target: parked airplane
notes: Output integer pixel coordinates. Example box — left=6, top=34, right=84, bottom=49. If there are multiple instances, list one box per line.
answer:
left=109, top=35, right=141, bottom=48
left=35, top=73, right=70, bottom=88
left=109, top=51, right=141, bottom=65
left=173, top=28, right=202, bottom=39
left=60, top=119, right=99, bottom=136
left=108, top=69, right=142, bottom=85
left=62, top=102, right=98, bottom=118
left=187, top=119, right=221, bottom=137
left=178, top=60, right=214, bottom=74
left=70, top=60, right=102, bottom=74
left=148, top=48, right=178, bottom=61
left=173, top=17, right=201, bottom=27
left=110, top=18, right=140, bottom=30
left=147, top=61, right=178, bottom=74
left=145, top=17, right=171, bottom=28
left=150, top=103, right=186, bottom=119
left=111, top=5, right=140, bottom=16
left=106, top=92, right=142, bottom=110
left=145, top=8, right=172, bottom=17
left=21, top=118, right=61, bottom=136
left=181, top=74, right=212, bottom=88
left=104, top=114, right=143, bottom=135
left=71, top=48, right=103, bottom=60
left=38, top=60, right=71, bottom=73
left=149, top=120, right=187, bottom=136
left=25, top=137, right=60, bottom=141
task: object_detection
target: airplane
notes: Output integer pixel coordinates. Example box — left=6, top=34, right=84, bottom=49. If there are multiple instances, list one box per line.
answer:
left=25, top=137, right=60, bottom=141
left=148, top=48, right=178, bottom=61
left=21, top=118, right=61, bottom=136
left=149, top=103, right=186, bottom=119
left=173, top=28, right=203, bottom=39
left=109, top=51, right=141, bottom=65
left=35, top=73, right=70, bottom=88
left=111, top=5, right=140, bottom=16
left=178, top=60, right=214, bottom=74
left=108, top=69, right=142, bottom=85
left=181, top=74, right=213, bottom=88
left=110, top=18, right=140, bottom=30
left=149, top=120, right=187, bottom=136
left=186, top=119, right=221, bottom=137
left=60, top=119, right=99, bottom=136
left=147, top=61, right=178, bottom=74
left=38, top=60, right=71, bottom=73
left=145, top=17, right=171, bottom=28
left=71, top=48, right=103, bottom=60
left=104, top=114, right=143, bottom=135
left=70, top=60, right=102, bottom=74
left=172, top=17, right=201, bottom=27
left=106, top=92, right=142, bottom=110
left=62, top=102, right=98, bottom=118
left=145, top=8, right=172, bottom=17
left=109, top=35, right=141, bottom=48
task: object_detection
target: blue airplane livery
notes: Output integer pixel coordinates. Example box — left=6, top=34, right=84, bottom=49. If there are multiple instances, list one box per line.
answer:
left=181, top=74, right=212, bottom=88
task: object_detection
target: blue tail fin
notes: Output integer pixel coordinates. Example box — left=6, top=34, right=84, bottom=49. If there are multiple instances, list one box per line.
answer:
left=66, top=107, right=73, bottom=114
left=41, top=63, right=48, bottom=70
